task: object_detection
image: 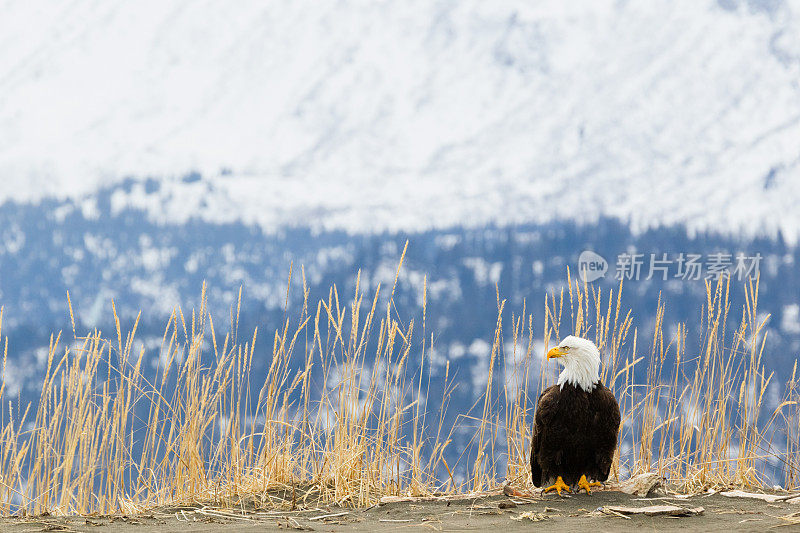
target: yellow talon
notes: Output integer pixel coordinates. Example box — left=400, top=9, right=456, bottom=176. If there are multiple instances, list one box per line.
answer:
left=577, top=474, right=603, bottom=494
left=543, top=476, right=570, bottom=495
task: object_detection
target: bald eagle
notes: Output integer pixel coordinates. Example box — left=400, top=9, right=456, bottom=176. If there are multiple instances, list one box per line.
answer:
left=530, top=335, right=620, bottom=495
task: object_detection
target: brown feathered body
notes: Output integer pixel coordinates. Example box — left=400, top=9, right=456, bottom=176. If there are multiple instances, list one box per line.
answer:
left=530, top=381, right=620, bottom=488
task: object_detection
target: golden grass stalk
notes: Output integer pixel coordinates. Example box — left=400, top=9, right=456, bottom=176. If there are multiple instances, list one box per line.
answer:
left=0, top=255, right=796, bottom=515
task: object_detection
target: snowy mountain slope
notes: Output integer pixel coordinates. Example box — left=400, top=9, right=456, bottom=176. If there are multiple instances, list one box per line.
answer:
left=1, top=0, right=800, bottom=238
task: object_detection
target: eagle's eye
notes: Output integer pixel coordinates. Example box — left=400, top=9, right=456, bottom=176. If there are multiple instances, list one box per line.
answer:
left=560, top=345, right=569, bottom=351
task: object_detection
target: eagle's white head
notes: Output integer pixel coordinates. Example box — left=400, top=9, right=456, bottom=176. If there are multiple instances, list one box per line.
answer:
left=547, top=335, right=601, bottom=392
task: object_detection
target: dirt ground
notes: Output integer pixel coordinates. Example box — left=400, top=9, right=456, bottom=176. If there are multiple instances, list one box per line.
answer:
left=2, top=490, right=799, bottom=532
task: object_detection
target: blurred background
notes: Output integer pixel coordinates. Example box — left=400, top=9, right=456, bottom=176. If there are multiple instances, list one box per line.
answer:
left=1, top=0, right=799, bottom=475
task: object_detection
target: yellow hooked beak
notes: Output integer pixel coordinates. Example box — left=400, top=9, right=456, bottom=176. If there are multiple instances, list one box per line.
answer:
left=547, top=347, right=566, bottom=359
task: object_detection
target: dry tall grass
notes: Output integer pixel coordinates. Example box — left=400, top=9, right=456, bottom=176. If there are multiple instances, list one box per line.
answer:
left=0, top=247, right=797, bottom=515
left=500, top=270, right=800, bottom=493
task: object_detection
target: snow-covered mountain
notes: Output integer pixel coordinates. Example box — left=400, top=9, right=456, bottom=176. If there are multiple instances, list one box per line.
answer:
left=2, top=0, right=800, bottom=239
left=3, top=3, right=800, bottom=485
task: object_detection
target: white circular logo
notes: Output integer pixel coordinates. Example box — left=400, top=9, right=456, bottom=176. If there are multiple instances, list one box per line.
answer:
left=578, top=250, right=608, bottom=282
